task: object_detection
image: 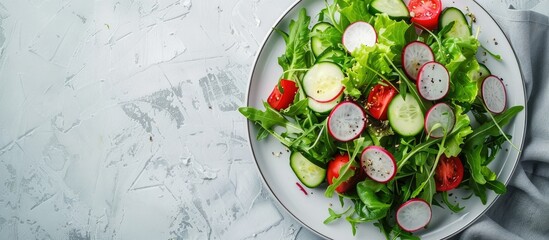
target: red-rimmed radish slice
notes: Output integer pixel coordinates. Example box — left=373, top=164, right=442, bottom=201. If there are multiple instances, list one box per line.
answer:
left=402, top=41, right=434, bottom=81
left=303, top=62, right=345, bottom=102
left=360, top=146, right=396, bottom=183
left=342, top=21, right=377, bottom=53
left=481, top=75, right=507, bottom=114
left=396, top=198, right=432, bottom=232
left=424, top=103, right=455, bottom=138
left=327, top=101, right=367, bottom=142
left=417, top=61, right=450, bottom=101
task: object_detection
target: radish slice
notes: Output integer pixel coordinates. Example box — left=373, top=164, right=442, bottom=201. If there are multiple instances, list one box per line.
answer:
left=360, top=146, right=396, bottom=183
left=396, top=198, right=432, bottom=232
left=327, top=101, right=367, bottom=142
left=481, top=75, right=507, bottom=114
left=424, top=103, right=455, bottom=138
left=402, top=41, right=434, bottom=81
left=417, top=61, right=450, bottom=101
left=342, top=21, right=377, bottom=53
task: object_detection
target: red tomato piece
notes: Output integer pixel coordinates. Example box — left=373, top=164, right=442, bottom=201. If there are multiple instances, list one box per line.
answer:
left=366, top=82, right=397, bottom=120
left=327, top=153, right=357, bottom=193
left=434, top=155, right=464, bottom=191
left=408, top=0, right=442, bottom=30
left=267, top=79, right=298, bottom=111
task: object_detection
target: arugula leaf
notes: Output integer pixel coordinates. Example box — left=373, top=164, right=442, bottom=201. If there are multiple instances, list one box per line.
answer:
left=469, top=178, right=487, bottom=204
left=465, top=143, right=486, bottom=184
left=412, top=135, right=448, bottom=199
left=441, top=191, right=465, bottom=213
left=482, top=166, right=497, bottom=181
left=470, top=102, right=491, bottom=124
left=417, top=163, right=436, bottom=204
left=485, top=179, right=507, bottom=194
left=389, top=226, right=421, bottom=240
left=277, top=9, right=312, bottom=81
left=484, top=134, right=509, bottom=165
left=324, top=207, right=353, bottom=224
left=281, top=98, right=309, bottom=117
left=465, top=106, right=524, bottom=147
left=356, top=180, right=392, bottom=221
left=463, top=106, right=523, bottom=186
left=414, top=151, right=429, bottom=167
left=239, top=103, right=302, bottom=135
left=398, top=138, right=440, bottom=171
left=481, top=45, right=503, bottom=61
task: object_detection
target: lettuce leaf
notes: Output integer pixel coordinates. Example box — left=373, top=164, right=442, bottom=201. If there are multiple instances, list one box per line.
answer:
left=342, top=14, right=414, bottom=99
left=321, top=0, right=373, bottom=33
left=343, top=43, right=395, bottom=98
left=373, top=14, right=413, bottom=51
left=444, top=105, right=473, bottom=157
left=432, top=37, right=481, bottom=104
left=338, top=0, right=374, bottom=25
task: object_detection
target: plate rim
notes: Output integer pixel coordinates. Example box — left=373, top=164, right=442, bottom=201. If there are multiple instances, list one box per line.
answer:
left=243, top=0, right=528, bottom=239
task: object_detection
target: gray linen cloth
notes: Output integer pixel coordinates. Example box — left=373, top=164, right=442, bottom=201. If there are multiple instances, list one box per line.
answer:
left=456, top=0, right=549, bottom=239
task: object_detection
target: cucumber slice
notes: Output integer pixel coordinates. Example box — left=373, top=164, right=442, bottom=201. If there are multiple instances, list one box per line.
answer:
left=388, top=93, right=425, bottom=137
left=370, top=0, right=409, bottom=19
left=311, top=22, right=334, bottom=57
left=290, top=151, right=326, bottom=188
left=316, top=49, right=345, bottom=64
left=308, top=92, right=343, bottom=114
left=303, top=62, right=345, bottom=102
left=439, top=7, right=471, bottom=39
left=469, top=63, right=491, bottom=82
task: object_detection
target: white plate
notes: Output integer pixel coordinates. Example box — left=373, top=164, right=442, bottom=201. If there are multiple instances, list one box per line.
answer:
left=245, top=0, right=527, bottom=239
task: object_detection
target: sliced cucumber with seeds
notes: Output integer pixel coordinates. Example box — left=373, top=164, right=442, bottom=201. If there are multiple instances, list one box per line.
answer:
left=303, top=62, right=345, bottom=102
left=290, top=151, right=326, bottom=188
left=308, top=92, right=343, bottom=114
left=370, top=0, right=409, bottom=19
left=388, top=93, right=425, bottom=137
left=439, top=7, right=471, bottom=39
left=311, top=22, right=334, bottom=57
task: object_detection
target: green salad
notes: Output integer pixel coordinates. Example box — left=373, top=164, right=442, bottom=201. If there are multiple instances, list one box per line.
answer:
left=240, top=0, right=523, bottom=238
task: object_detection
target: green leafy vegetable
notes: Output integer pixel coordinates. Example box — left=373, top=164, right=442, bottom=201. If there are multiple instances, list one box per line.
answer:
left=277, top=9, right=313, bottom=82
left=356, top=180, right=392, bottom=221
left=432, top=36, right=481, bottom=104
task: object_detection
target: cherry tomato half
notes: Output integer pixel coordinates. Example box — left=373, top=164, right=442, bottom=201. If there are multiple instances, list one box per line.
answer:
left=267, top=79, right=298, bottom=111
left=434, top=155, right=464, bottom=191
left=327, top=153, right=358, bottom=193
left=366, top=82, right=397, bottom=120
left=408, top=0, right=442, bottom=30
